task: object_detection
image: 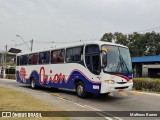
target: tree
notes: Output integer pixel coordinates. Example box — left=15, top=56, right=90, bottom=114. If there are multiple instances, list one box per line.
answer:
left=113, top=32, right=128, bottom=46
left=100, top=31, right=160, bottom=57
left=100, top=32, right=114, bottom=42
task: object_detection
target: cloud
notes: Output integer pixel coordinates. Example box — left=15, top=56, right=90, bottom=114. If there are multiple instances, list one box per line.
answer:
left=0, top=0, right=160, bottom=51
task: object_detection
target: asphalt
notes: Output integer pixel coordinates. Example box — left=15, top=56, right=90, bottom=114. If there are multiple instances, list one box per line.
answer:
left=0, top=79, right=160, bottom=120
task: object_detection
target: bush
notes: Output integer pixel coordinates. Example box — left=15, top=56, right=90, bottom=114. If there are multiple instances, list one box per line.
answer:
left=0, top=74, right=3, bottom=78
left=5, top=74, right=16, bottom=79
left=133, top=78, right=160, bottom=92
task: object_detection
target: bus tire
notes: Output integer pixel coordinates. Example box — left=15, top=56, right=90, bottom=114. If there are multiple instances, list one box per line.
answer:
left=51, top=87, right=58, bottom=92
left=30, top=78, right=37, bottom=89
left=76, top=81, right=88, bottom=98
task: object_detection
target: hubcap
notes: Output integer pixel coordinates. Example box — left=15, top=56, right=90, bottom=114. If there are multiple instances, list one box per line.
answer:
left=31, top=80, right=35, bottom=88
left=77, top=85, right=83, bottom=95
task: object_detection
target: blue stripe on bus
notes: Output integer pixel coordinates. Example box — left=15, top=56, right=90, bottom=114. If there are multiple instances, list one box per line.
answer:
left=16, top=70, right=101, bottom=94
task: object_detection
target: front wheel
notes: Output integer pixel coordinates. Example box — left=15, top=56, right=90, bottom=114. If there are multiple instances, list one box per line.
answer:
left=76, top=81, right=88, bottom=98
left=30, top=78, right=37, bottom=89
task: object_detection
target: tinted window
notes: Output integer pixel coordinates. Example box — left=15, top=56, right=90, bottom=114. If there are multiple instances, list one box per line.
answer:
left=39, top=51, right=50, bottom=64
left=85, top=45, right=101, bottom=75
left=85, top=45, right=99, bottom=54
left=28, top=53, right=38, bottom=65
left=20, top=55, right=28, bottom=65
left=51, top=49, right=64, bottom=63
left=66, top=47, right=83, bottom=62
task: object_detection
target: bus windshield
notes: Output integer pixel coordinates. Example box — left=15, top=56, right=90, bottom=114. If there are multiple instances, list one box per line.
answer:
left=102, top=45, right=132, bottom=74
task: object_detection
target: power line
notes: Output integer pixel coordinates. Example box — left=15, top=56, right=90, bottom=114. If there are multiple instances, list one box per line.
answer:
left=16, top=35, right=34, bottom=51
left=9, top=41, right=30, bottom=48
left=16, top=35, right=31, bottom=51
left=136, top=26, right=160, bottom=33
left=128, top=25, right=160, bottom=34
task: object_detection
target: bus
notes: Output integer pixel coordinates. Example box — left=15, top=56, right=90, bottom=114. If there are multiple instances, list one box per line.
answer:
left=16, top=41, right=133, bottom=98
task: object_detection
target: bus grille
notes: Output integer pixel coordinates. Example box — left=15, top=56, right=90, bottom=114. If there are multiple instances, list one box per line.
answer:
left=116, top=82, right=127, bottom=84
left=115, top=86, right=129, bottom=89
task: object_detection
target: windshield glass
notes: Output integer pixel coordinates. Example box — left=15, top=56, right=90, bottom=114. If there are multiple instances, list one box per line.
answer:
left=102, top=45, right=132, bottom=74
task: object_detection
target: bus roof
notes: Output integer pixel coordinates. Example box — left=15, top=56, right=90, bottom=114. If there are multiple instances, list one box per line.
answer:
left=17, top=41, right=128, bottom=56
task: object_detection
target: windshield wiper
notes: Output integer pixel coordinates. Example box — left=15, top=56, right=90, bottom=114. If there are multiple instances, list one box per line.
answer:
left=119, top=55, right=129, bottom=74
left=115, top=60, right=121, bottom=73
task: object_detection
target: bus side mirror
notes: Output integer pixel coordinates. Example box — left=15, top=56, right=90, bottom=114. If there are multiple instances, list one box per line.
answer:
left=102, top=51, right=107, bottom=68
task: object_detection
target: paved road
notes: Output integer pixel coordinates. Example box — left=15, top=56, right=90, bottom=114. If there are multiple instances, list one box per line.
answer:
left=0, top=79, right=160, bottom=120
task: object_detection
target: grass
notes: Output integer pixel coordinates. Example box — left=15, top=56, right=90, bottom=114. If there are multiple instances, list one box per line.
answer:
left=0, top=87, right=69, bottom=120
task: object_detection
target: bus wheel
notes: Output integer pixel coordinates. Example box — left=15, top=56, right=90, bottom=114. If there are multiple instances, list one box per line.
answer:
left=51, top=87, right=58, bottom=92
left=76, top=81, right=88, bottom=98
left=30, top=78, right=36, bottom=89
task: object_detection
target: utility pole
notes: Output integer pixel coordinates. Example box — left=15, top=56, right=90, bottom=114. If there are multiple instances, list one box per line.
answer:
left=2, top=51, right=4, bottom=76
left=30, top=39, right=33, bottom=51
left=3, top=45, right=7, bottom=78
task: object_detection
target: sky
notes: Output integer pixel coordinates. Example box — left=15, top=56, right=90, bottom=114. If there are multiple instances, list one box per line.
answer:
left=0, top=0, right=160, bottom=52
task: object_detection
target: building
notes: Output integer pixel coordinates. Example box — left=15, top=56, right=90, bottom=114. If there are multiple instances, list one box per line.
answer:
left=0, top=52, right=16, bottom=75
left=132, top=56, right=160, bottom=78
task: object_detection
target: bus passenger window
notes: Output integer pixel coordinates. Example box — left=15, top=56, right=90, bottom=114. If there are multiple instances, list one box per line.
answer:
left=57, top=50, right=64, bottom=62
left=51, top=51, right=57, bottom=63
left=39, top=51, right=50, bottom=64
left=20, top=55, right=28, bottom=66
left=51, top=49, right=64, bottom=64
left=66, top=49, right=72, bottom=62
left=66, top=46, right=83, bottom=63
left=33, top=54, right=38, bottom=64
left=28, top=53, right=38, bottom=65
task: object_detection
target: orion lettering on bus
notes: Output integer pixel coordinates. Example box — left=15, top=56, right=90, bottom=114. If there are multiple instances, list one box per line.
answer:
left=39, top=67, right=67, bottom=85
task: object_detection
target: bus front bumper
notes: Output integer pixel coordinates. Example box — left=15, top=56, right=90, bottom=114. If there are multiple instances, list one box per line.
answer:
left=100, top=82, right=133, bottom=94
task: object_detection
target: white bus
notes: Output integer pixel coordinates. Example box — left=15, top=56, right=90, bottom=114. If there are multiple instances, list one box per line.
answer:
left=16, top=41, right=133, bottom=98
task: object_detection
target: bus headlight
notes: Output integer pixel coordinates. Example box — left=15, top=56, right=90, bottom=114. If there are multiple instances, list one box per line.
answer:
left=104, top=80, right=115, bottom=84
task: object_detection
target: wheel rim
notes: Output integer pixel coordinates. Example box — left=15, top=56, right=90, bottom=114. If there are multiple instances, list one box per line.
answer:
left=77, top=85, right=83, bottom=96
left=31, top=80, right=35, bottom=88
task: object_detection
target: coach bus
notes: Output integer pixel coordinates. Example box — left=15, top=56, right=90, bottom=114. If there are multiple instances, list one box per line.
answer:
left=16, top=41, right=133, bottom=98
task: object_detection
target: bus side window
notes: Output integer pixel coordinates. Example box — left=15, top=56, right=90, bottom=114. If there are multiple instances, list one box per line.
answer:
left=66, top=46, right=83, bottom=63
left=28, top=54, right=33, bottom=64
left=20, top=55, right=28, bottom=66
left=51, top=51, right=57, bottom=63
left=57, top=49, right=64, bottom=62
left=51, top=49, right=64, bottom=64
left=66, top=49, right=72, bottom=62
left=39, top=51, right=50, bottom=64
left=28, top=53, right=38, bottom=65
left=73, top=47, right=82, bottom=61
left=33, top=54, right=38, bottom=64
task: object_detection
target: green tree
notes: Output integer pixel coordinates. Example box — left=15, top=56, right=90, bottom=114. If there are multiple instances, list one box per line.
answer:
left=100, top=32, right=114, bottom=42
left=100, top=31, right=160, bottom=57
left=113, top=32, right=128, bottom=46
left=144, top=31, right=160, bottom=55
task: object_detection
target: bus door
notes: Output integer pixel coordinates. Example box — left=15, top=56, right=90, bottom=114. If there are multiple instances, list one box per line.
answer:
left=85, top=45, right=101, bottom=75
